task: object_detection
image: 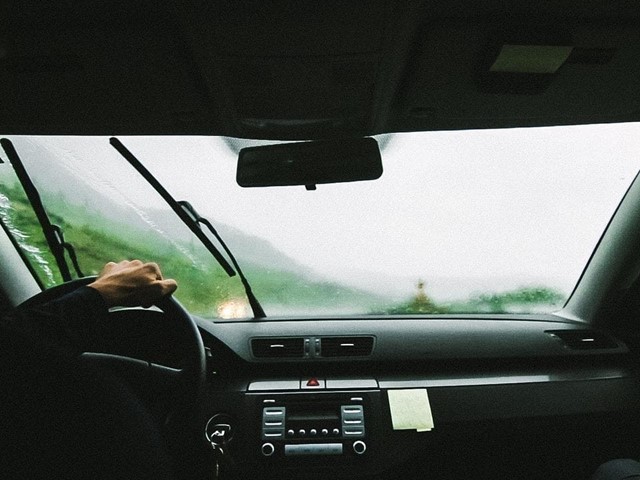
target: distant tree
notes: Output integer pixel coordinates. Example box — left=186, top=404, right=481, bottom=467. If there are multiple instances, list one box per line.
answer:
left=378, top=284, right=565, bottom=315
left=407, top=280, right=439, bottom=313
left=382, top=279, right=448, bottom=314
left=473, top=286, right=564, bottom=313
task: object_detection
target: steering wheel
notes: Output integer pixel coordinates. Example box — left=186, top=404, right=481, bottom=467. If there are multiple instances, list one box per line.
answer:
left=18, top=276, right=206, bottom=431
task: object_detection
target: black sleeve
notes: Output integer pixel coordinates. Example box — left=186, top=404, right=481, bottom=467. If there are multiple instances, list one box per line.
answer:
left=0, top=286, right=110, bottom=357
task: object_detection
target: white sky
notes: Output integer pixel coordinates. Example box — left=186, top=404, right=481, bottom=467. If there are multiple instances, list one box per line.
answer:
left=121, top=123, right=640, bottom=297
left=7, top=123, right=640, bottom=300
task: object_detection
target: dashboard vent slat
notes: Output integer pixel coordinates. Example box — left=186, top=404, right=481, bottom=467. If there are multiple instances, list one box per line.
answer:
left=546, top=330, right=618, bottom=350
left=320, top=336, right=374, bottom=357
left=251, top=338, right=304, bottom=358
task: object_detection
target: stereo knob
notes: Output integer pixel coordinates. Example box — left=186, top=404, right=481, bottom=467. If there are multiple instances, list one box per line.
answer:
left=261, top=443, right=275, bottom=457
left=353, top=440, right=367, bottom=455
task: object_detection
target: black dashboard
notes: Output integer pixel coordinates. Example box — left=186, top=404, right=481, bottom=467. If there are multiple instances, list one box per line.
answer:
left=192, top=315, right=640, bottom=480
left=86, top=309, right=640, bottom=479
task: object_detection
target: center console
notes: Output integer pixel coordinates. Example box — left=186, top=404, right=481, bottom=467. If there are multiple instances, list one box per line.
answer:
left=258, top=392, right=368, bottom=457
left=244, top=378, right=383, bottom=466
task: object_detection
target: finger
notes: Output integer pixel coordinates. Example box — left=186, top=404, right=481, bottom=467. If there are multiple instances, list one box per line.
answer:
left=139, top=262, right=160, bottom=278
left=97, top=261, right=117, bottom=278
left=158, top=279, right=178, bottom=296
left=145, top=262, right=163, bottom=280
left=145, top=279, right=177, bottom=298
left=139, top=280, right=177, bottom=308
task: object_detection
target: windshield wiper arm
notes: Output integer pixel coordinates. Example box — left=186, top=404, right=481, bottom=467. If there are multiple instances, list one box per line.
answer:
left=109, top=137, right=236, bottom=278
left=1, top=138, right=84, bottom=281
left=179, top=201, right=266, bottom=319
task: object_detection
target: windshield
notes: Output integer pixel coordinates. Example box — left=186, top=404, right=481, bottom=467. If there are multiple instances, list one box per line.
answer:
left=1, top=124, right=638, bottom=319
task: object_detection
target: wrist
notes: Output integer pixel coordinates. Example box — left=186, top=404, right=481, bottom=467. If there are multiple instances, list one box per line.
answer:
left=86, top=282, right=116, bottom=308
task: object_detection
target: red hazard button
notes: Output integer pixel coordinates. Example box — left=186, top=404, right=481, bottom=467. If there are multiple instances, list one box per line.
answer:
left=301, top=378, right=325, bottom=389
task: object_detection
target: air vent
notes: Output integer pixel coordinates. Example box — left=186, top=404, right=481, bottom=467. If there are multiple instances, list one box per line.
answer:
left=546, top=330, right=619, bottom=350
left=320, top=336, right=374, bottom=357
left=251, top=338, right=305, bottom=358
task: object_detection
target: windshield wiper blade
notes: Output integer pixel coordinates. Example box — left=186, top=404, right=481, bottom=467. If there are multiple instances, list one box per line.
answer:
left=179, top=201, right=266, bottom=319
left=109, top=137, right=236, bottom=278
left=1, top=138, right=84, bottom=281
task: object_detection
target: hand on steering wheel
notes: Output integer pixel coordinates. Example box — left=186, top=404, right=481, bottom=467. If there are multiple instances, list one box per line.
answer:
left=18, top=261, right=206, bottom=436
left=88, top=260, right=178, bottom=308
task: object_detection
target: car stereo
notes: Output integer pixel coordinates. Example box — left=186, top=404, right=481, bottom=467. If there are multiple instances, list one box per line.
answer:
left=256, top=392, right=369, bottom=458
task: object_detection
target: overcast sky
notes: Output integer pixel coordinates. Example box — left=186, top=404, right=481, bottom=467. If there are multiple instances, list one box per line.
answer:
left=7, top=123, right=640, bottom=300
left=115, top=122, right=640, bottom=298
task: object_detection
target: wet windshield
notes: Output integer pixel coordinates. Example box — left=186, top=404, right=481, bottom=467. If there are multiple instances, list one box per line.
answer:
left=1, top=124, right=638, bottom=319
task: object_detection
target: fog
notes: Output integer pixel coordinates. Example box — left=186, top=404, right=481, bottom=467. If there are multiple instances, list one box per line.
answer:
left=3, top=123, right=639, bottom=302
left=121, top=123, right=640, bottom=299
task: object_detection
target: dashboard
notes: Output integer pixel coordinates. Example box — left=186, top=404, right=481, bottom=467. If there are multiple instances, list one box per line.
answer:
left=191, top=315, right=640, bottom=480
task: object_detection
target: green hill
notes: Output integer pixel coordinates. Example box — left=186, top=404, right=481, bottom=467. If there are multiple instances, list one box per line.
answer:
left=0, top=180, right=386, bottom=318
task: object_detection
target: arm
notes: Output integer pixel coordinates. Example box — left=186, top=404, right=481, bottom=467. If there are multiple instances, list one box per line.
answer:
left=1, top=260, right=177, bottom=356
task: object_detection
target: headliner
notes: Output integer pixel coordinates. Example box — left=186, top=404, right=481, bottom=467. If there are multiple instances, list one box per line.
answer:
left=0, top=0, right=639, bottom=138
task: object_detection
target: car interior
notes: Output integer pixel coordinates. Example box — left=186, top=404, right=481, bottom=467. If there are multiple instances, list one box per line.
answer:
left=2, top=1, right=640, bottom=479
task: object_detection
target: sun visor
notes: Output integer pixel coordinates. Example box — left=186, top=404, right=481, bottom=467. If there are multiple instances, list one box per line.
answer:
left=489, top=45, right=573, bottom=74
left=476, top=27, right=577, bottom=94
left=399, top=21, right=639, bottom=129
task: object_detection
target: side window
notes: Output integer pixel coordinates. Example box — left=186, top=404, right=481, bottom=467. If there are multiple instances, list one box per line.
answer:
left=0, top=165, right=62, bottom=288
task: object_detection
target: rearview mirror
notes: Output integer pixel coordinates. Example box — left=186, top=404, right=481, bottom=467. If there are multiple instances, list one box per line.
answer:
left=236, top=137, right=382, bottom=189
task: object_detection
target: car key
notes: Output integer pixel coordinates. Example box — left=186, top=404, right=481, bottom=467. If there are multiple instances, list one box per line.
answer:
left=205, top=415, right=236, bottom=478
left=209, top=442, right=223, bottom=479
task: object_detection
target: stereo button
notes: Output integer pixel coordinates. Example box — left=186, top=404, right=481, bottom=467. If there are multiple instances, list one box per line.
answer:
left=262, top=407, right=285, bottom=440
left=261, top=443, right=275, bottom=457
left=353, top=441, right=367, bottom=455
left=342, top=406, right=363, bottom=415
left=285, top=443, right=343, bottom=456
left=263, top=407, right=285, bottom=416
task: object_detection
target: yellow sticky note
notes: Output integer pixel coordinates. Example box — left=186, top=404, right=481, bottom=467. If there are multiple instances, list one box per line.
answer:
left=388, top=389, right=434, bottom=432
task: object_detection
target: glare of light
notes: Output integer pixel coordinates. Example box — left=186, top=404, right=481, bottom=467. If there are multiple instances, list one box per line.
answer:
left=217, top=299, right=249, bottom=319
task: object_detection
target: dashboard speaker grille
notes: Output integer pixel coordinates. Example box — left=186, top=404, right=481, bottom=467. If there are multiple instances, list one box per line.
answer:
left=320, top=336, right=374, bottom=357
left=251, top=338, right=305, bottom=358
